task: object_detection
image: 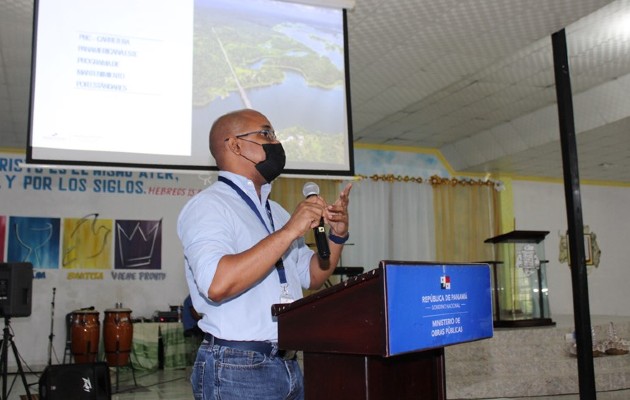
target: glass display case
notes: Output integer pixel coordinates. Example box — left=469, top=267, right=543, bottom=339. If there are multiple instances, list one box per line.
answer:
left=484, top=230, right=555, bottom=328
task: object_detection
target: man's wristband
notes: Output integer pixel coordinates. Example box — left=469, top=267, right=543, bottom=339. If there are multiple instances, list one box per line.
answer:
left=329, top=232, right=349, bottom=244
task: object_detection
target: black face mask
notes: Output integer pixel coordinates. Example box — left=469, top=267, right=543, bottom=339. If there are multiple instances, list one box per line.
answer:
left=256, top=143, right=286, bottom=183
left=239, top=141, right=286, bottom=183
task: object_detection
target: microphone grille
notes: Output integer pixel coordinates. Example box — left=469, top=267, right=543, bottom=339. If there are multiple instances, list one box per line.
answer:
left=302, top=182, right=320, bottom=197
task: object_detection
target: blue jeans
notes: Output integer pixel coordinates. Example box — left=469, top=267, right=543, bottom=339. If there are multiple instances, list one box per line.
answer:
left=191, top=339, right=304, bottom=400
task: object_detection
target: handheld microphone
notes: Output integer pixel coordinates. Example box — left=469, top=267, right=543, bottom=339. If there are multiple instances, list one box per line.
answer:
left=303, top=182, right=330, bottom=260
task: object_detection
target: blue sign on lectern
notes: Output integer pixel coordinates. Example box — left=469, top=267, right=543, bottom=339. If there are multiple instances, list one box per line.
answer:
left=383, top=262, right=493, bottom=356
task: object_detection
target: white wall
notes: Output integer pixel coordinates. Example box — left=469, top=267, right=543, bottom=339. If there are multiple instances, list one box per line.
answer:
left=512, top=180, right=630, bottom=317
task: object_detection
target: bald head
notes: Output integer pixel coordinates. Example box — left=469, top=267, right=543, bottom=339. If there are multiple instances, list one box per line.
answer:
left=209, top=109, right=267, bottom=169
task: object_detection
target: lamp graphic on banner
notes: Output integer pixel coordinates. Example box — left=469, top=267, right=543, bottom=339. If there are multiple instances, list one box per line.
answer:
left=15, top=222, right=53, bottom=265
left=116, top=220, right=162, bottom=269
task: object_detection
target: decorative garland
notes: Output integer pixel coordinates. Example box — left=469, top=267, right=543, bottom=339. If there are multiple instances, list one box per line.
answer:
left=356, top=174, right=424, bottom=183
left=356, top=174, right=504, bottom=190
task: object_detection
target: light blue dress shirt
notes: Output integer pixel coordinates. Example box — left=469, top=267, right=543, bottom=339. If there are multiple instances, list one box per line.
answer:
left=177, top=171, right=313, bottom=342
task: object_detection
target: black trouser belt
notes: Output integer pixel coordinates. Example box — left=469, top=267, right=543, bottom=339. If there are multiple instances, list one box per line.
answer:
left=204, top=333, right=296, bottom=360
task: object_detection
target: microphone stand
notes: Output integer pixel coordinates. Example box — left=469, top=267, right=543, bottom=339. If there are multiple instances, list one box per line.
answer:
left=47, top=288, right=56, bottom=366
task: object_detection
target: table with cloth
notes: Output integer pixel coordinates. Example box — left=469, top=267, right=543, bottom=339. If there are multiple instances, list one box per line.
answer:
left=130, top=321, right=201, bottom=370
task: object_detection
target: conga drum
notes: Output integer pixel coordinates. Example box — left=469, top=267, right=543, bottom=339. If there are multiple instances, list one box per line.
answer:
left=71, top=310, right=100, bottom=363
left=103, top=308, right=133, bottom=366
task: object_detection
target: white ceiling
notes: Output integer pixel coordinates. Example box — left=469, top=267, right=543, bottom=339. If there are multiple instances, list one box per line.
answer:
left=2, top=0, right=630, bottom=183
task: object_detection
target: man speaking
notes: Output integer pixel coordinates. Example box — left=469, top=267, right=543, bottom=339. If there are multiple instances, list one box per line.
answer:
left=178, top=109, right=352, bottom=399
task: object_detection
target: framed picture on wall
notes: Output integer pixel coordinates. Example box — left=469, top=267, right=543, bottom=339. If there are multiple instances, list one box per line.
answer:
left=562, top=228, right=599, bottom=268
left=584, top=234, right=593, bottom=265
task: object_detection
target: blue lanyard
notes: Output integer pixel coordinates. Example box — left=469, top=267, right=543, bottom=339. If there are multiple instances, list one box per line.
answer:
left=218, top=176, right=287, bottom=284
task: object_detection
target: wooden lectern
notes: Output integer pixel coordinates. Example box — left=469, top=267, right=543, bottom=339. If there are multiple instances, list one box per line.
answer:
left=272, top=261, right=493, bottom=400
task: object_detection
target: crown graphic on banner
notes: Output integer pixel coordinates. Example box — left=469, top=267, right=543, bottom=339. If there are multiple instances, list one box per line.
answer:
left=116, top=220, right=161, bottom=268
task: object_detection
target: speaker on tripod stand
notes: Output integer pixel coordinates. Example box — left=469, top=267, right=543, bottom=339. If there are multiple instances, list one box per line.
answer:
left=0, top=262, right=34, bottom=400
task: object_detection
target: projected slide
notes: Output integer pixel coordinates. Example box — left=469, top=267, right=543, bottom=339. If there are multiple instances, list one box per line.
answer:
left=30, top=0, right=193, bottom=156
left=29, top=0, right=352, bottom=174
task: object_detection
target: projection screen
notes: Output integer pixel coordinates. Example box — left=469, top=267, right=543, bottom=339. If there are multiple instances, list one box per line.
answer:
left=28, top=0, right=354, bottom=176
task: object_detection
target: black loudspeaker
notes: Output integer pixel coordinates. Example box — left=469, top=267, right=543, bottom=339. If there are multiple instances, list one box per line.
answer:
left=0, top=262, right=33, bottom=317
left=39, top=362, right=111, bottom=400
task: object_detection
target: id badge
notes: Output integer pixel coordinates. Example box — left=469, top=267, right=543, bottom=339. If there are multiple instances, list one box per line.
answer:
left=280, top=283, right=294, bottom=304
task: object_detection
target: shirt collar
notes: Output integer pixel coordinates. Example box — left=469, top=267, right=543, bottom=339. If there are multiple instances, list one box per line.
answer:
left=218, top=171, right=272, bottom=204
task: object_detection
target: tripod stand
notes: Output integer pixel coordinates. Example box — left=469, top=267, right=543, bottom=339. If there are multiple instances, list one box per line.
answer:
left=47, top=288, right=56, bottom=366
left=0, top=316, right=32, bottom=400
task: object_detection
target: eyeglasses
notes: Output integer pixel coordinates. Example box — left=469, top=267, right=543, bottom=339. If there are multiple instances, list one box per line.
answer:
left=233, top=129, right=277, bottom=141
